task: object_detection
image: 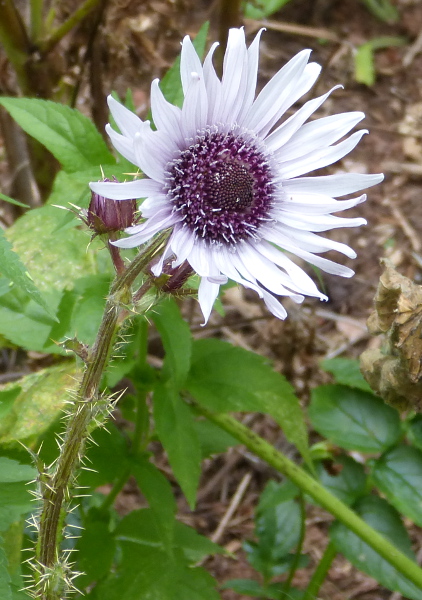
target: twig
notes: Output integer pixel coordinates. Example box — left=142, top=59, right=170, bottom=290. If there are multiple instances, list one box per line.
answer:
left=245, top=18, right=340, bottom=43
left=211, top=471, right=252, bottom=543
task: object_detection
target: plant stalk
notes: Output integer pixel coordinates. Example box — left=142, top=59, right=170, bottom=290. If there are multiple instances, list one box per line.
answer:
left=192, top=402, right=422, bottom=591
left=303, top=540, right=337, bottom=600
left=35, top=232, right=168, bottom=598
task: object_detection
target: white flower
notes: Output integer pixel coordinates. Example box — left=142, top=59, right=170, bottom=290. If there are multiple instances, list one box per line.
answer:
left=90, top=28, right=383, bottom=323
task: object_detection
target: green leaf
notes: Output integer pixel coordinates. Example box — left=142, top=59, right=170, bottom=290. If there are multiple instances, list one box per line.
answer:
left=115, top=507, right=223, bottom=562
left=407, top=414, right=422, bottom=451
left=194, top=419, right=238, bottom=458
left=151, top=299, right=192, bottom=388
left=77, top=520, right=115, bottom=584
left=153, top=384, right=201, bottom=508
left=330, top=495, right=422, bottom=600
left=309, top=385, right=401, bottom=452
left=0, top=363, right=80, bottom=444
left=242, top=0, right=291, bottom=19
left=321, top=358, right=372, bottom=392
left=354, top=43, right=375, bottom=86
left=315, top=455, right=367, bottom=505
left=131, top=455, right=176, bottom=551
left=360, top=0, right=399, bottom=23
left=371, top=445, right=422, bottom=527
left=96, top=545, right=220, bottom=600
left=0, top=459, right=35, bottom=532
left=0, top=229, right=54, bottom=318
left=0, top=98, right=114, bottom=172
left=159, top=22, right=209, bottom=108
left=0, top=544, right=12, bottom=600
left=78, top=422, right=130, bottom=489
left=186, top=339, right=310, bottom=463
left=245, top=481, right=302, bottom=580
left=0, top=193, right=28, bottom=209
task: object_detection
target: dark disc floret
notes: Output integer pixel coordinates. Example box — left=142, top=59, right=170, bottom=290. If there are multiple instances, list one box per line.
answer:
left=165, top=129, right=276, bottom=245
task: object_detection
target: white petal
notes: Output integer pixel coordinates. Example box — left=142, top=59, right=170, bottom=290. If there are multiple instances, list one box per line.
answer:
left=237, top=28, right=264, bottom=123
left=133, top=125, right=169, bottom=183
left=261, top=291, right=288, bottom=318
left=198, top=277, right=221, bottom=324
left=259, top=62, right=322, bottom=138
left=276, top=212, right=367, bottom=232
left=272, top=225, right=357, bottom=258
left=107, top=95, right=143, bottom=138
left=257, top=241, right=326, bottom=299
left=240, top=49, right=312, bottom=132
left=170, top=225, right=196, bottom=267
left=181, top=72, right=208, bottom=138
left=203, top=42, right=222, bottom=122
left=150, top=79, right=184, bottom=146
left=276, top=112, right=365, bottom=161
left=265, top=85, right=342, bottom=152
left=283, top=173, right=384, bottom=197
left=278, top=130, right=368, bottom=179
left=279, top=193, right=367, bottom=215
left=114, top=210, right=177, bottom=248
left=218, top=28, right=248, bottom=123
left=89, top=178, right=161, bottom=200
left=180, top=36, right=204, bottom=95
left=187, top=243, right=212, bottom=277
left=106, top=125, right=137, bottom=165
left=150, top=241, right=174, bottom=276
left=140, top=194, right=169, bottom=217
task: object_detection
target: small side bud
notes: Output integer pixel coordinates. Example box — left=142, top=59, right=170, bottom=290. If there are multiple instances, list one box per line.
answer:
left=87, top=179, right=137, bottom=235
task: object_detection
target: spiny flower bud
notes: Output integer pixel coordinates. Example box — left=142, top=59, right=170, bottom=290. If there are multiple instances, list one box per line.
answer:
left=87, top=179, right=137, bottom=235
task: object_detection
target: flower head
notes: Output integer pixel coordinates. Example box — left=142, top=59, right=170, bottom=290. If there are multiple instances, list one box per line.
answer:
left=87, top=180, right=137, bottom=236
left=90, top=28, right=383, bottom=322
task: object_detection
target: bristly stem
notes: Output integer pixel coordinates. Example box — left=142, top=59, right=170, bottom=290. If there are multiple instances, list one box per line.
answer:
left=191, top=401, right=422, bottom=591
left=35, top=231, right=169, bottom=599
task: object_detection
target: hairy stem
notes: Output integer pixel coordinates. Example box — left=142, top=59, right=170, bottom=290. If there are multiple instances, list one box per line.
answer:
left=192, top=402, right=422, bottom=591
left=35, top=232, right=168, bottom=598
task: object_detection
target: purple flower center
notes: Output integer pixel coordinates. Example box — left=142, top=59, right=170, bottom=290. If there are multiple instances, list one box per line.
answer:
left=166, top=130, right=275, bottom=245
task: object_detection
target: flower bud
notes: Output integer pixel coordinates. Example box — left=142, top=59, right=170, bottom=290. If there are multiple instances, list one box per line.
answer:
left=87, top=181, right=137, bottom=235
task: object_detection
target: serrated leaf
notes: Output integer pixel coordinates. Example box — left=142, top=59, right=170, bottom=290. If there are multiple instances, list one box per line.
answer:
left=0, top=362, right=80, bottom=444
left=186, top=339, right=310, bottom=463
left=0, top=229, right=54, bottom=318
left=151, top=299, right=192, bottom=388
left=321, top=358, right=372, bottom=392
left=0, top=98, right=114, bottom=173
left=330, top=495, right=422, bottom=600
left=309, top=385, right=401, bottom=452
left=315, top=455, right=367, bottom=505
left=131, top=455, right=176, bottom=551
left=371, top=445, right=422, bottom=526
left=153, top=384, right=201, bottom=508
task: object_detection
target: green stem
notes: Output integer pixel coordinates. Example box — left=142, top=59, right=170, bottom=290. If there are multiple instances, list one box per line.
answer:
left=281, top=492, right=306, bottom=598
left=303, top=541, right=337, bottom=600
left=35, top=232, right=169, bottom=599
left=99, top=466, right=131, bottom=513
left=192, top=402, right=422, bottom=590
left=0, top=0, right=32, bottom=93
left=39, top=0, right=103, bottom=55
left=30, top=0, right=44, bottom=43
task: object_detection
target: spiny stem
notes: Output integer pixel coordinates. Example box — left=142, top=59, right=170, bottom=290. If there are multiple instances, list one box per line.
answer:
left=192, top=401, right=422, bottom=591
left=35, top=232, right=169, bottom=598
